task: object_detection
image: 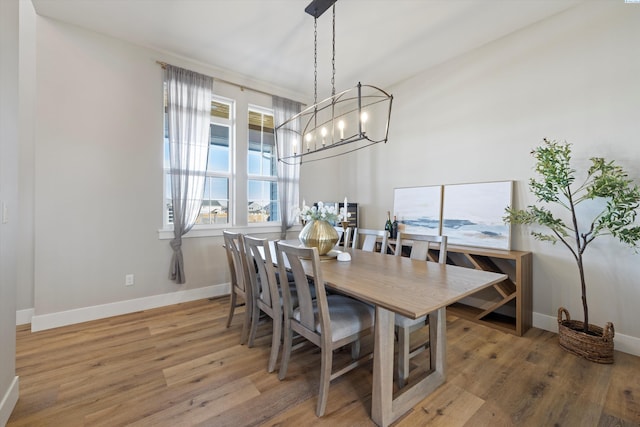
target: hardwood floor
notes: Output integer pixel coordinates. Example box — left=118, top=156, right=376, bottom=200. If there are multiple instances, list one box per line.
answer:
left=8, top=297, right=640, bottom=426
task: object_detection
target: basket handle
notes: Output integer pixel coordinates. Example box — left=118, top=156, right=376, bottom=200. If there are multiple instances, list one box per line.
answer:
left=557, top=307, right=570, bottom=323
left=603, top=322, right=615, bottom=341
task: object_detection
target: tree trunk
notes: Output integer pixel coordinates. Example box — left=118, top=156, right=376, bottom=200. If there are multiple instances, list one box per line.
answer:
left=577, top=254, right=589, bottom=334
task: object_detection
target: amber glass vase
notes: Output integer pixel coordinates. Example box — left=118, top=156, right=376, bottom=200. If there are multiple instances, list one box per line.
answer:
left=298, top=219, right=339, bottom=255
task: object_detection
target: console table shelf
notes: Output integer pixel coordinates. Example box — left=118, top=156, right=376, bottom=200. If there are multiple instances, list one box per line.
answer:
left=389, top=241, right=532, bottom=336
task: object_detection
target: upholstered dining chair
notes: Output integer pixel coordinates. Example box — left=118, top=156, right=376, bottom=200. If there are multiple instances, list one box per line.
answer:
left=394, top=231, right=448, bottom=387
left=351, top=228, right=388, bottom=253
left=223, top=230, right=252, bottom=345
left=243, top=235, right=286, bottom=373
left=275, top=241, right=375, bottom=417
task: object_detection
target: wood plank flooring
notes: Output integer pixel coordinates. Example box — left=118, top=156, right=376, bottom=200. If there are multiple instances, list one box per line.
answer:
left=7, top=297, right=640, bottom=426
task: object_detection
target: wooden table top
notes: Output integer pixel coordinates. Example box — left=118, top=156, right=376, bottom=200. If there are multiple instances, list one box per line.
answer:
left=303, top=247, right=508, bottom=320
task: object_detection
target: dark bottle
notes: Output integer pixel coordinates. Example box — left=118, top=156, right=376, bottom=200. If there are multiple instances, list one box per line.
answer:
left=392, top=215, right=398, bottom=239
left=385, top=211, right=393, bottom=238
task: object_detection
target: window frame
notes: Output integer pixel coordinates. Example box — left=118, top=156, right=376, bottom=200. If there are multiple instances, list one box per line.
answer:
left=159, top=86, right=285, bottom=239
left=247, top=104, right=279, bottom=224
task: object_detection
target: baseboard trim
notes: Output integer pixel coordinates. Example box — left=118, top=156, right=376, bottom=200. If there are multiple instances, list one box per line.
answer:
left=22, top=296, right=640, bottom=357
left=533, top=312, right=640, bottom=357
left=30, top=283, right=230, bottom=332
left=16, top=308, right=34, bottom=326
left=0, top=376, right=19, bottom=426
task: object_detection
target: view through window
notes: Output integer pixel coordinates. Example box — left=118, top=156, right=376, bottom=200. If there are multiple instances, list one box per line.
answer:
left=164, top=92, right=278, bottom=228
left=248, top=108, right=278, bottom=223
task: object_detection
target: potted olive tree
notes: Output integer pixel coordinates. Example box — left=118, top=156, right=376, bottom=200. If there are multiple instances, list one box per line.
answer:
left=505, top=138, right=640, bottom=363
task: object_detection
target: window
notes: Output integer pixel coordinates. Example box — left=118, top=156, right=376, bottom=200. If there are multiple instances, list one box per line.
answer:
left=200, top=99, right=232, bottom=225
left=247, top=108, right=279, bottom=223
left=164, top=96, right=234, bottom=226
left=163, top=85, right=280, bottom=233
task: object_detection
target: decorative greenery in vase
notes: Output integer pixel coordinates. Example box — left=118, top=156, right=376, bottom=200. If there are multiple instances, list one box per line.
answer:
left=298, top=201, right=347, bottom=224
left=505, top=138, right=640, bottom=334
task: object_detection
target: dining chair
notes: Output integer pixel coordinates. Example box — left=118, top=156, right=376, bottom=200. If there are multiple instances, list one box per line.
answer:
left=223, top=230, right=252, bottom=345
left=243, top=235, right=285, bottom=372
left=394, top=231, right=448, bottom=387
left=330, top=225, right=345, bottom=249
left=333, top=226, right=344, bottom=242
left=351, top=228, right=388, bottom=253
left=343, top=226, right=353, bottom=250
left=275, top=241, right=375, bottom=417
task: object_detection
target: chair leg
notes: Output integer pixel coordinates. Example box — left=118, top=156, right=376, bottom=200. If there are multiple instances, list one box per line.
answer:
left=278, top=318, right=293, bottom=381
left=428, top=312, right=438, bottom=370
left=226, top=290, right=237, bottom=328
left=316, top=344, right=333, bottom=417
left=396, top=326, right=410, bottom=388
left=247, top=300, right=260, bottom=348
left=351, top=339, right=360, bottom=360
left=268, top=314, right=281, bottom=373
left=240, top=297, right=251, bottom=345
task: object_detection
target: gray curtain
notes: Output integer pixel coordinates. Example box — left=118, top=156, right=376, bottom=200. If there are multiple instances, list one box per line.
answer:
left=165, top=65, right=213, bottom=284
left=273, top=96, right=302, bottom=239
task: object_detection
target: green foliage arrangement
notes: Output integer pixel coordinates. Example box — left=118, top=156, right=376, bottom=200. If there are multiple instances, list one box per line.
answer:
left=505, top=138, right=640, bottom=333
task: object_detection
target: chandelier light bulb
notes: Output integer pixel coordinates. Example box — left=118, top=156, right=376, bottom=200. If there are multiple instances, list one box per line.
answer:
left=360, top=111, right=368, bottom=133
left=338, top=120, right=345, bottom=139
left=305, top=132, right=312, bottom=151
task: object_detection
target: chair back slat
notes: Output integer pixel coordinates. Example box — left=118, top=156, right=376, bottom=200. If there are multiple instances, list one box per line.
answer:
left=352, top=228, right=388, bottom=254
left=276, top=242, right=328, bottom=336
left=244, top=236, right=279, bottom=311
left=342, top=227, right=352, bottom=250
left=395, top=232, right=448, bottom=264
left=223, top=231, right=248, bottom=292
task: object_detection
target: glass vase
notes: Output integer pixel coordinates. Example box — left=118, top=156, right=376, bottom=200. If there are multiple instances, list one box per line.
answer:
left=298, top=219, right=339, bottom=255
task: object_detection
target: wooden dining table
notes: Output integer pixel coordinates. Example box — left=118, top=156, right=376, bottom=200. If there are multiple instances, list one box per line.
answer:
left=271, top=241, right=507, bottom=426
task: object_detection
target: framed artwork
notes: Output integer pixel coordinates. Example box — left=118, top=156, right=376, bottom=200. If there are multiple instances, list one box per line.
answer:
left=441, top=181, right=513, bottom=250
left=393, top=185, right=443, bottom=234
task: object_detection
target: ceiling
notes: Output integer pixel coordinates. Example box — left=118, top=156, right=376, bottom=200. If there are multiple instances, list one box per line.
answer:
left=31, top=0, right=582, bottom=101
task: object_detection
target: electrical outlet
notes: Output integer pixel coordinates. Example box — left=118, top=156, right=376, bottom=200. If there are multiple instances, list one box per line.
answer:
left=125, top=274, right=134, bottom=286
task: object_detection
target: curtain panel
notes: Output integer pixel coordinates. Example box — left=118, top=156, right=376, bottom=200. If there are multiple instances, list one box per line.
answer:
left=165, top=65, right=213, bottom=284
left=273, top=96, right=302, bottom=239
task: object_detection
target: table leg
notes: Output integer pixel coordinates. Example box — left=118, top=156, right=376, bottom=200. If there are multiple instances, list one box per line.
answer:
left=371, top=307, right=447, bottom=427
left=372, top=306, right=394, bottom=427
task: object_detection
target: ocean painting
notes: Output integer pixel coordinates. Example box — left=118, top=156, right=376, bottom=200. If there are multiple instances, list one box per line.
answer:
left=442, top=181, right=512, bottom=250
left=393, top=186, right=442, bottom=234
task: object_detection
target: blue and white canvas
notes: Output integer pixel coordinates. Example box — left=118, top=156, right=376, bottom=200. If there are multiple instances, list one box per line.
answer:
left=442, top=181, right=512, bottom=250
left=393, top=186, right=442, bottom=234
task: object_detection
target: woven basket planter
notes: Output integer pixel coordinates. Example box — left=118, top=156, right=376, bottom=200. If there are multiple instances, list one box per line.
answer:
left=557, top=307, right=614, bottom=364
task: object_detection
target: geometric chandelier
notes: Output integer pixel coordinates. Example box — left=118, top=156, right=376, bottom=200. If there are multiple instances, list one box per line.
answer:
left=276, top=0, right=393, bottom=165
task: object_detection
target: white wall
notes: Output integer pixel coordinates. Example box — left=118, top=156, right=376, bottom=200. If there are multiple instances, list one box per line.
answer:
left=0, top=0, right=20, bottom=422
left=17, top=0, right=37, bottom=321
left=25, top=15, right=294, bottom=329
left=316, top=2, right=640, bottom=352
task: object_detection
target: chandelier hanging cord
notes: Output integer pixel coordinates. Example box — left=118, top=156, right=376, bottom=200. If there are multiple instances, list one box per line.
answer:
left=275, top=0, right=393, bottom=165
left=313, top=16, right=318, bottom=107
left=313, top=15, right=318, bottom=150
left=331, top=4, right=336, bottom=97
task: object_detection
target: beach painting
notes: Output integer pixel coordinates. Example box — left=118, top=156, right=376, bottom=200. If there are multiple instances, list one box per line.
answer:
left=442, top=181, right=512, bottom=250
left=393, top=185, right=442, bottom=234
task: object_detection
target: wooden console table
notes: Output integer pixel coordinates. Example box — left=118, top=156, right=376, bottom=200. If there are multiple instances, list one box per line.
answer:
left=388, top=240, right=532, bottom=336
